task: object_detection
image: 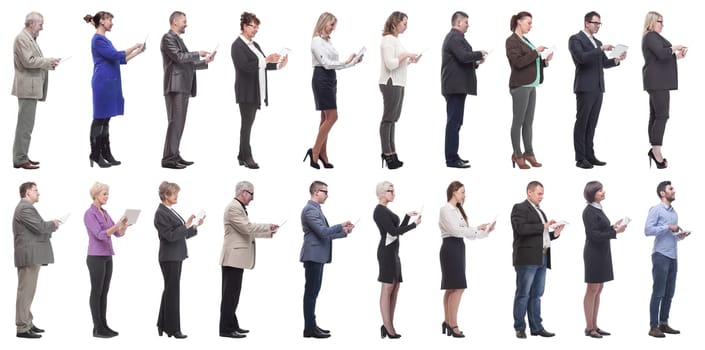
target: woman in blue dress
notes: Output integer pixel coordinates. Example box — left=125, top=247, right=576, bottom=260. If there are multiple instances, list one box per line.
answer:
left=84, top=11, right=144, bottom=167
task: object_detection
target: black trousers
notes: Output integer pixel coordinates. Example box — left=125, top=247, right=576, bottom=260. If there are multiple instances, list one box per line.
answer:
left=157, top=261, right=182, bottom=334
left=238, top=103, right=258, bottom=161
left=219, top=266, right=244, bottom=333
left=648, top=90, right=670, bottom=146
left=87, top=256, right=113, bottom=329
left=573, top=92, right=603, bottom=161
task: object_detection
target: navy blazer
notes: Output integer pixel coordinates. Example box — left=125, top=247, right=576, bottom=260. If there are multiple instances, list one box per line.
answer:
left=642, top=31, right=678, bottom=91
left=568, top=31, right=618, bottom=93
left=154, top=203, right=198, bottom=262
left=299, top=200, right=346, bottom=264
left=510, top=200, right=558, bottom=268
left=441, top=28, right=483, bottom=96
left=232, top=37, right=278, bottom=108
left=160, top=30, right=208, bottom=97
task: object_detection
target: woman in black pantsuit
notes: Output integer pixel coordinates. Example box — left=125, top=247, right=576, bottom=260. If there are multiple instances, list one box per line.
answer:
left=438, top=181, right=493, bottom=337
left=642, top=11, right=687, bottom=168
left=154, top=181, right=204, bottom=339
left=373, top=181, right=421, bottom=339
left=582, top=181, right=626, bottom=338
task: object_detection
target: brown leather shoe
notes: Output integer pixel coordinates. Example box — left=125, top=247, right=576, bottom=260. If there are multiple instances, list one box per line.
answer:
left=648, top=326, right=665, bottom=338
left=524, top=154, right=542, bottom=167
left=511, top=154, right=530, bottom=169
left=14, top=162, right=39, bottom=170
left=659, top=324, right=680, bottom=334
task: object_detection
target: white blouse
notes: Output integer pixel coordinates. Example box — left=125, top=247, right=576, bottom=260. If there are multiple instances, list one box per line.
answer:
left=311, top=36, right=354, bottom=70
left=438, top=203, right=488, bottom=239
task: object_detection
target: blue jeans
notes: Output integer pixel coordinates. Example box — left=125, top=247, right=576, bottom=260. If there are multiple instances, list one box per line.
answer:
left=513, top=254, right=547, bottom=332
left=303, top=261, right=324, bottom=329
left=650, top=252, right=677, bottom=326
left=444, top=94, right=466, bottom=164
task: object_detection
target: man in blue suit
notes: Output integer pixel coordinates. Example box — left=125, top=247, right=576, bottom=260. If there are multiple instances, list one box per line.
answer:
left=299, top=181, right=353, bottom=338
left=569, top=11, right=626, bottom=169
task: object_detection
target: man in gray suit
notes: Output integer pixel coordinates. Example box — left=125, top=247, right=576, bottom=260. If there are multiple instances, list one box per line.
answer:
left=13, top=182, right=60, bottom=338
left=299, top=181, right=353, bottom=338
left=11, top=12, right=61, bottom=170
left=160, top=11, right=216, bottom=169
left=219, top=181, right=279, bottom=338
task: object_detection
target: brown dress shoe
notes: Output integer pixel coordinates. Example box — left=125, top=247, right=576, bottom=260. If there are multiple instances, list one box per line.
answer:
left=659, top=324, right=680, bottom=334
left=524, top=154, right=542, bottom=167
left=14, top=162, right=39, bottom=170
left=648, top=326, right=665, bottom=338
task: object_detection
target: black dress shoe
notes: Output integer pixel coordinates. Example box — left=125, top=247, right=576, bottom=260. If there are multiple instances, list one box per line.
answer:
left=595, top=328, right=610, bottom=336
left=220, top=331, right=246, bottom=338
left=447, top=159, right=471, bottom=168
left=303, top=327, right=330, bottom=338
left=30, top=325, right=44, bottom=333
left=14, top=162, right=39, bottom=170
left=177, top=158, right=194, bottom=166
left=315, top=326, right=330, bottom=334
left=162, top=161, right=186, bottom=169
left=460, top=158, right=470, bottom=164
left=28, top=159, right=40, bottom=165
left=588, top=158, right=606, bottom=166
left=17, top=330, right=41, bottom=339
left=168, top=331, right=187, bottom=339
left=516, top=330, right=527, bottom=339
left=531, top=329, right=555, bottom=337
left=576, top=159, right=594, bottom=169
left=585, top=329, right=603, bottom=338
left=93, top=327, right=115, bottom=338
left=236, top=327, right=250, bottom=334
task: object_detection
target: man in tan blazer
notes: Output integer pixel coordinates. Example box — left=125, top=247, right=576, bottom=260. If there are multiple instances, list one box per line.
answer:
left=11, top=12, right=60, bottom=170
left=219, top=181, right=278, bottom=338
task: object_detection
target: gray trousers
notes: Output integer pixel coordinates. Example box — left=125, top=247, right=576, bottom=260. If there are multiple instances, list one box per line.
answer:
left=13, top=98, right=38, bottom=165
left=16, top=264, right=40, bottom=333
left=379, top=80, right=405, bottom=154
left=163, top=93, right=190, bottom=162
left=510, top=87, right=536, bottom=157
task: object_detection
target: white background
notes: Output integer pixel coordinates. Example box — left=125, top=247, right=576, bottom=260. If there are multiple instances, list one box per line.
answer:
left=0, top=1, right=702, bottom=349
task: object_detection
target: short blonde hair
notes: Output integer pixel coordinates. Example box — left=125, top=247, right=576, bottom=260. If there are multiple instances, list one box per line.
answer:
left=158, top=181, right=180, bottom=201
left=376, top=181, right=393, bottom=199
left=90, top=182, right=109, bottom=199
left=313, top=12, right=336, bottom=39
left=643, top=11, right=663, bottom=34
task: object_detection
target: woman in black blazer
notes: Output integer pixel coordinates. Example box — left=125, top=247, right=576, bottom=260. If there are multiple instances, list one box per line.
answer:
left=642, top=11, right=687, bottom=168
left=232, top=12, right=288, bottom=169
left=582, top=181, right=626, bottom=338
left=154, top=181, right=204, bottom=339
left=373, top=181, right=421, bottom=339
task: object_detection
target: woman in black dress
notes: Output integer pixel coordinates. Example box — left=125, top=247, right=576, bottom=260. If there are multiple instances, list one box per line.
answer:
left=582, top=181, right=626, bottom=338
left=373, top=181, right=421, bottom=339
left=439, top=181, right=493, bottom=337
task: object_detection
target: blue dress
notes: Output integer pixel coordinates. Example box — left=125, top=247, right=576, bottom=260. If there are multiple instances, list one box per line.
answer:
left=91, top=34, right=126, bottom=119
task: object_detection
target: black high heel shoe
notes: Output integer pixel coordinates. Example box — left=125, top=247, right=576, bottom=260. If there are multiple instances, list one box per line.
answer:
left=318, top=155, right=334, bottom=169
left=380, top=325, right=401, bottom=339
left=303, top=148, right=320, bottom=169
left=442, top=322, right=450, bottom=335
left=447, top=326, right=465, bottom=338
left=167, top=331, right=187, bottom=339
left=647, top=149, right=667, bottom=169
left=381, top=154, right=402, bottom=169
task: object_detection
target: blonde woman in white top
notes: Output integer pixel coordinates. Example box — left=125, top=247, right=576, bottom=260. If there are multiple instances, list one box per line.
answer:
left=439, top=181, right=494, bottom=337
left=304, top=12, right=362, bottom=169
left=379, top=11, right=420, bottom=169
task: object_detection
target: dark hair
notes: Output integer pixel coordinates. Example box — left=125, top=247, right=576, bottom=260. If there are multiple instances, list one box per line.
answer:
left=309, top=180, right=328, bottom=195
left=526, top=180, right=543, bottom=192
left=656, top=181, right=672, bottom=198
left=451, top=11, right=468, bottom=26
left=584, top=11, right=600, bottom=23
left=510, top=11, right=532, bottom=32
left=383, top=11, right=407, bottom=36
left=83, top=11, right=113, bottom=28
left=240, top=12, right=261, bottom=31
left=583, top=181, right=603, bottom=203
left=169, top=11, right=185, bottom=25
left=19, top=182, right=36, bottom=198
left=446, top=181, right=468, bottom=222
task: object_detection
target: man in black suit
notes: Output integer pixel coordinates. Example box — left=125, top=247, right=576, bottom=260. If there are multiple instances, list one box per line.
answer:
left=569, top=11, right=625, bottom=169
left=510, top=181, right=564, bottom=339
left=440, top=11, right=486, bottom=168
left=160, top=11, right=216, bottom=169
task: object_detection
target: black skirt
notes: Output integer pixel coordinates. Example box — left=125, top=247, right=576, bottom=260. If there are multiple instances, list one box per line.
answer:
left=440, top=237, right=466, bottom=289
left=312, top=66, right=337, bottom=110
left=377, top=239, right=402, bottom=283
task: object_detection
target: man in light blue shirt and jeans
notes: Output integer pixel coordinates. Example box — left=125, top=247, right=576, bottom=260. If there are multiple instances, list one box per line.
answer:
left=644, top=180, right=689, bottom=338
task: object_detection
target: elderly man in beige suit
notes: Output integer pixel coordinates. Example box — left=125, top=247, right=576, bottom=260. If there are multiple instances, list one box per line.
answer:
left=11, top=12, right=60, bottom=170
left=219, top=181, right=278, bottom=338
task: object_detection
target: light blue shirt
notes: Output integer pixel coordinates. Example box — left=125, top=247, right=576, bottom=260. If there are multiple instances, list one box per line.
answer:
left=644, top=202, right=678, bottom=259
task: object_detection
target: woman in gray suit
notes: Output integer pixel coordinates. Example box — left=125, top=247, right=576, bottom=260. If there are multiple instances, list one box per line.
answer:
left=642, top=11, right=687, bottom=169
left=154, top=181, right=204, bottom=339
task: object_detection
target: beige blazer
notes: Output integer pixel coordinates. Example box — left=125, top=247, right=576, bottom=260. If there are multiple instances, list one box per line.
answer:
left=12, top=29, right=53, bottom=100
left=220, top=199, right=271, bottom=269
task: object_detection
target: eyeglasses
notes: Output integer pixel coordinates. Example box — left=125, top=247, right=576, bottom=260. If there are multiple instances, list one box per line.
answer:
left=318, top=189, right=328, bottom=194
left=386, top=190, right=395, bottom=194
left=246, top=23, right=260, bottom=30
left=588, top=21, right=602, bottom=26
left=656, top=20, right=663, bottom=23
left=244, top=190, right=254, bottom=196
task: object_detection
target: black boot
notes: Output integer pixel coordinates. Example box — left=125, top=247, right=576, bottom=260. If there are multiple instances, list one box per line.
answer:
left=381, top=154, right=402, bottom=170
left=101, top=135, right=121, bottom=166
left=90, top=137, right=111, bottom=168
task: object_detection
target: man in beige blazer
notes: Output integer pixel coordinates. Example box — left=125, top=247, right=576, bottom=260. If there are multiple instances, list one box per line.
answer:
left=219, top=181, right=278, bottom=338
left=11, top=12, right=60, bottom=170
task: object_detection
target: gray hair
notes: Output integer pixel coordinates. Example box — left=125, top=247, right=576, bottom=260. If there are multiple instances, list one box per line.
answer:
left=158, top=181, right=180, bottom=201
left=25, top=12, right=43, bottom=27
left=90, top=182, right=110, bottom=200
left=375, top=181, right=393, bottom=199
left=235, top=181, right=253, bottom=195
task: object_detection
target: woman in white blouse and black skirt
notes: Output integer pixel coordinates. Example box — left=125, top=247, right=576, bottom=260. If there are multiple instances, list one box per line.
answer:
left=439, top=181, right=494, bottom=338
left=304, top=12, right=362, bottom=169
